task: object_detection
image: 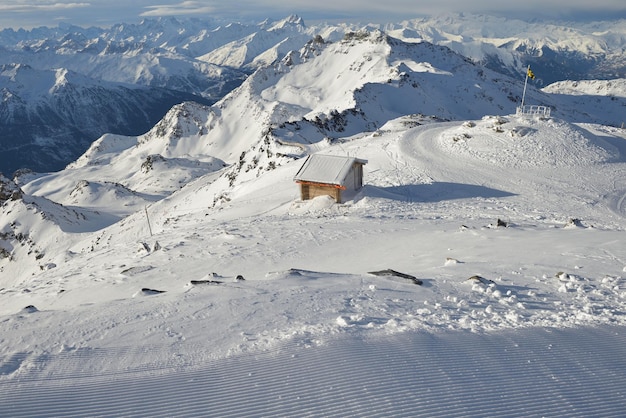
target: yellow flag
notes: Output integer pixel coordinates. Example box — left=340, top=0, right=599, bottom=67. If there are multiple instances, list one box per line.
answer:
left=527, top=67, right=535, bottom=80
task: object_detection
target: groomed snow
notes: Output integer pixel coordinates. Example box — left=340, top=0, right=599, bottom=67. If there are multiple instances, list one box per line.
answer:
left=2, top=113, right=626, bottom=416
left=2, top=328, right=626, bottom=417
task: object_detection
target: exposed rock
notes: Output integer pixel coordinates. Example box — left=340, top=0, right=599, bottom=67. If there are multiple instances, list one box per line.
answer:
left=564, top=218, right=585, bottom=228
left=141, top=154, right=166, bottom=173
left=467, top=275, right=495, bottom=285
left=121, top=265, right=154, bottom=276
left=140, top=288, right=166, bottom=295
left=0, top=174, right=24, bottom=202
left=368, top=269, right=422, bottom=285
left=190, top=280, right=223, bottom=285
left=445, top=257, right=460, bottom=266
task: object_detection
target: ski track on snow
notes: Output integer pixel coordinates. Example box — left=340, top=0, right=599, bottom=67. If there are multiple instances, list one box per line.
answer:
left=1, top=326, right=626, bottom=417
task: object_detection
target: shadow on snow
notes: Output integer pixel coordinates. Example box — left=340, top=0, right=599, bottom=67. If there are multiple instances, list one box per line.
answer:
left=362, top=182, right=516, bottom=203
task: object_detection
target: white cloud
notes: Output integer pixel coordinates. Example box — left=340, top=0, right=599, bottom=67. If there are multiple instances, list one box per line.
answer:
left=181, top=0, right=626, bottom=23
left=141, top=1, right=217, bottom=17
left=0, top=0, right=623, bottom=29
left=0, top=2, right=89, bottom=13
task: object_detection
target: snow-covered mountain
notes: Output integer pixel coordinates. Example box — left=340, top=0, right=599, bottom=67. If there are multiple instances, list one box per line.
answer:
left=0, top=16, right=315, bottom=94
left=0, top=63, right=213, bottom=174
left=1, top=14, right=624, bottom=176
left=1, top=16, right=626, bottom=416
left=542, top=78, right=626, bottom=97
left=383, top=13, right=626, bottom=85
left=0, top=16, right=331, bottom=175
left=1, top=14, right=624, bottom=281
left=2, top=23, right=624, bottom=287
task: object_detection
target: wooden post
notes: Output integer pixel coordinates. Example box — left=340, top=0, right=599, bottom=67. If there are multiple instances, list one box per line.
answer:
left=144, top=206, right=153, bottom=237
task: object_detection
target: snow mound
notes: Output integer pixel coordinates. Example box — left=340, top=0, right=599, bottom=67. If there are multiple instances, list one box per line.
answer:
left=67, top=134, right=137, bottom=169
left=67, top=180, right=146, bottom=209
left=438, top=116, right=619, bottom=168
left=543, top=79, right=626, bottom=98
left=264, top=268, right=348, bottom=281
left=288, top=195, right=340, bottom=215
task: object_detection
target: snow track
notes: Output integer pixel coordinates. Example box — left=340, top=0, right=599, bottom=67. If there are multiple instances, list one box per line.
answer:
left=2, top=326, right=626, bottom=417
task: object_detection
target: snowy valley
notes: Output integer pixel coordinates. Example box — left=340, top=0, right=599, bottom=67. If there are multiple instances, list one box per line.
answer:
left=1, top=15, right=626, bottom=417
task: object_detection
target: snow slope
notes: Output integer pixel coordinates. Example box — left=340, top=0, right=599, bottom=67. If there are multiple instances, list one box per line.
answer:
left=543, top=78, right=626, bottom=97
left=2, top=328, right=626, bottom=417
left=2, top=112, right=626, bottom=416
left=2, top=21, right=626, bottom=417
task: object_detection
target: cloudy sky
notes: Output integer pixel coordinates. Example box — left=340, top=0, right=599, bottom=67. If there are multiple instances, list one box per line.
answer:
left=0, top=0, right=624, bottom=29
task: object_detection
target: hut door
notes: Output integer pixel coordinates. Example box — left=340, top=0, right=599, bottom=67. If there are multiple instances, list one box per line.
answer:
left=354, top=164, right=363, bottom=189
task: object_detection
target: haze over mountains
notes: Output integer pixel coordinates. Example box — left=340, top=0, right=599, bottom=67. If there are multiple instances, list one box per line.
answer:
left=0, top=13, right=624, bottom=174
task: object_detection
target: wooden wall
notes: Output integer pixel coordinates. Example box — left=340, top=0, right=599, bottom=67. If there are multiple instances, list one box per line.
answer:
left=300, top=184, right=341, bottom=202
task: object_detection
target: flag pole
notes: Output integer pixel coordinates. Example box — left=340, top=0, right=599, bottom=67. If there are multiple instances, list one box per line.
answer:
left=522, top=65, right=530, bottom=108
left=521, top=65, right=530, bottom=110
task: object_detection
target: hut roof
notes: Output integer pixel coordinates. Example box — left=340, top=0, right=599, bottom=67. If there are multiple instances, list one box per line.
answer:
left=293, top=154, right=367, bottom=186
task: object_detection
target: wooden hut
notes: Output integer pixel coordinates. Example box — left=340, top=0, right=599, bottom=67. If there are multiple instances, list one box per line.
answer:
left=293, top=154, right=367, bottom=203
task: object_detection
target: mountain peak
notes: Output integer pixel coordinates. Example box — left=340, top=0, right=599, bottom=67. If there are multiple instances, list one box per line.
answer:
left=284, top=14, right=304, bottom=25
left=0, top=174, right=23, bottom=203
left=267, top=14, right=306, bottom=31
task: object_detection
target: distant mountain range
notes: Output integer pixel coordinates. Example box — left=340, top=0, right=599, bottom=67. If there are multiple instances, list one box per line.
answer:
left=382, top=14, right=626, bottom=84
left=0, top=63, right=215, bottom=174
left=0, top=14, right=624, bottom=175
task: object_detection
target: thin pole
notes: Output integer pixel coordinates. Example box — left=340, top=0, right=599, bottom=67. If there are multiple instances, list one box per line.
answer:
left=144, top=205, right=153, bottom=237
left=520, top=65, right=530, bottom=110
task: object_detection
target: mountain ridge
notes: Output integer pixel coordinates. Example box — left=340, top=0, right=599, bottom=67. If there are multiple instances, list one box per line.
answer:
left=0, top=63, right=213, bottom=174
left=1, top=14, right=624, bottom=175
left=2, top=27, right=624, bottom=281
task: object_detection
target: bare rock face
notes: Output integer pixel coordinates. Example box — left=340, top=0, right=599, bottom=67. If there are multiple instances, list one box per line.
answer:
left=0, top=174, right=23, bottom=203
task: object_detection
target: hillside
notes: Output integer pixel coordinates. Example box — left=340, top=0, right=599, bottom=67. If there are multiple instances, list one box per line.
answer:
left=1, top=21, right=626, bottom=418
left=4, top=26, right=626, bottom=294
left=2, top=111, right=626, bottom=416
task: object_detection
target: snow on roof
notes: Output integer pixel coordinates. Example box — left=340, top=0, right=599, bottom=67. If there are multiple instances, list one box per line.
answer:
left=293, top=154, right=367, bottom=186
